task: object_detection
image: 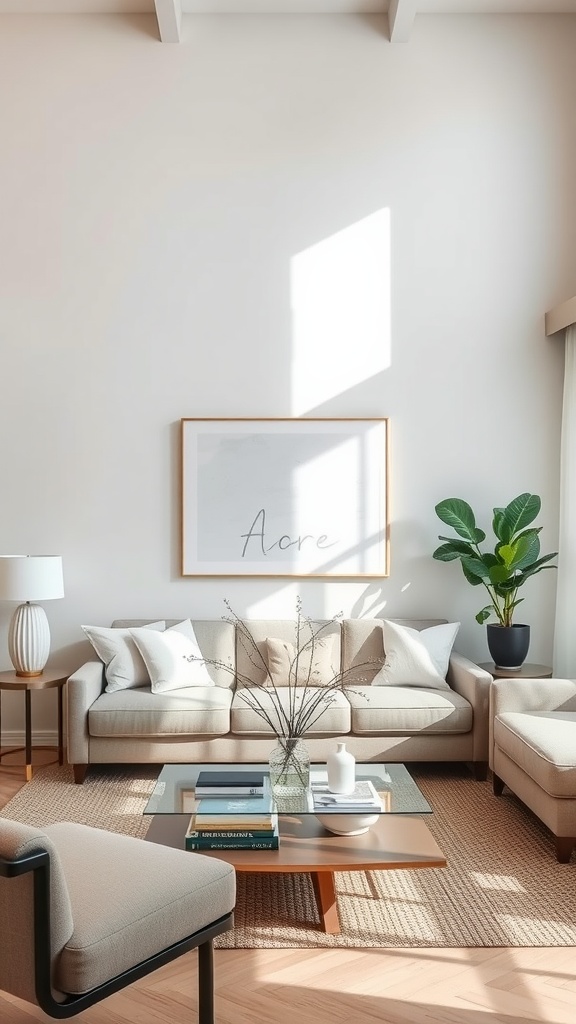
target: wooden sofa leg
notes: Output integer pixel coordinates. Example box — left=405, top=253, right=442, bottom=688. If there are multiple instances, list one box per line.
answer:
left=555, top=837, right=575, bottom=863
left=72, top=764, right=88, bottom=784
left=492, top=773, right=505, bottom=796
left=472, top=761, right=488, bottom=781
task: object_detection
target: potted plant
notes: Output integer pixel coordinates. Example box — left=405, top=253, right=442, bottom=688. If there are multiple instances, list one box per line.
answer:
left=432, top=493, right=557, bottom=669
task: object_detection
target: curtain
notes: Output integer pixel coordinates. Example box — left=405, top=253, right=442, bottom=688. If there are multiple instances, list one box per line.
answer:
left=553, top=324, right=576, bottom=676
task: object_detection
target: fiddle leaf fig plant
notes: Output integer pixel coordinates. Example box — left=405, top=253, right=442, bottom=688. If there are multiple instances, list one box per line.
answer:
left=433, top=493, right=557, bottom=627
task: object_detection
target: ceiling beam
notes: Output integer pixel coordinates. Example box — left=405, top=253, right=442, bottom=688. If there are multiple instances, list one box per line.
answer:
left=388, top=0, right=417, bottom=43
left=154, top=0, right=182, bottom=43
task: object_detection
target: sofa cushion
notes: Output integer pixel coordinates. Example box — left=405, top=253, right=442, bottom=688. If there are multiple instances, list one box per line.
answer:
left=346, top=685, right=472, bottom=735
left=82, top=622, right=166, bottom=693
left=131, top=620, right=215, bottom=693
left=230, top=687, right=351, bottom=735
left=265, top=635, right=337, bottom=688
left=372, top=620, right=459, bottom=690
left=45, top=823, right=235, bottom=995
left=235, top=619, right=341, bottom=689
left=341, top=617, right=447, bottom=686
left=88, top=687, right=232, bottom=738
left=494, top=712, right=576, bottom=798
left=112, top=619, right=236, bottom=689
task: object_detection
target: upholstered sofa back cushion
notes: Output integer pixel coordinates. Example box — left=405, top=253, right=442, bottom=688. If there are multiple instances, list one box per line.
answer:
left=235, top=619, right=341, bottom=689
left=341, top=618, right=447, bottom=686
left=111, top=619, right=236, bottom=689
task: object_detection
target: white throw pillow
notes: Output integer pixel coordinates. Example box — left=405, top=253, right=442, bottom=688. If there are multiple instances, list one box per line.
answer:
left=82, top=621, right=166, bottom=693
left=372, top=620, right=460, bottom=689
left=130, top=619, right=215, bottom=693
left=265, top=635, right=336, bottom=688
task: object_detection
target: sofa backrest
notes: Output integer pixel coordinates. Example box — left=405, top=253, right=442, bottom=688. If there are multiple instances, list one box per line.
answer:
left=111, top=619, right=236, bottom=689
left=235, top=618, right=342, bottom=689
left=342, top=617, right=447, bottom=685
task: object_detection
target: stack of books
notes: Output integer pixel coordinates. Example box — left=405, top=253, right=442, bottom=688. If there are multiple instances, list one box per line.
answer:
left=185, top=770, right=279, bottom=850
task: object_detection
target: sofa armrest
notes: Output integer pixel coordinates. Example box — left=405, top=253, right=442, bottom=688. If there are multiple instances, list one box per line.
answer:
left=490, top=676, right=576, bottom=717
left=446, top=652, right=493, bottom=765
left=66, top=660, right=105, bottom=765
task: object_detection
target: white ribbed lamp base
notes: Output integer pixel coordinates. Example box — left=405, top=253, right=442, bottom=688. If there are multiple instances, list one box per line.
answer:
left=8, top=602, right=50, bottom=677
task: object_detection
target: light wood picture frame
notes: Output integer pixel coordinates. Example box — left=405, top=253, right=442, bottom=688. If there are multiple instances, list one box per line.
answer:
left=180, top=417, right=389, bottom=578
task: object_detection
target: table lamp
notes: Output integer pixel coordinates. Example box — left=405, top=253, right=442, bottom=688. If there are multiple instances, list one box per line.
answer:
left=0, top=555, right=64, bottom=677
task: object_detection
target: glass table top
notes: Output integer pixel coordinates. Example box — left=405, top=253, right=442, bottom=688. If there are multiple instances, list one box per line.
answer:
left=143, top=762, right=432, bottom=817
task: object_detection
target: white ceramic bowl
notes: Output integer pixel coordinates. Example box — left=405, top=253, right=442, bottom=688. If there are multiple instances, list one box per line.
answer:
left=315, top=812, right=380, bottom=836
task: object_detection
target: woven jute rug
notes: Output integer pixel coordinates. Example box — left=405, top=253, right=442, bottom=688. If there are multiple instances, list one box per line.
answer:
left=2, top=762, right=574, bottom=948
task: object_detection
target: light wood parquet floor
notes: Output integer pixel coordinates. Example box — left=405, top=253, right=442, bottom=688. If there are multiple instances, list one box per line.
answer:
left=1, top=754, right=575, bottom=1024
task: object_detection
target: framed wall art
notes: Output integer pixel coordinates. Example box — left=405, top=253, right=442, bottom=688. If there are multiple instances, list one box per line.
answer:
left=180, top=417, right=389, bottom=578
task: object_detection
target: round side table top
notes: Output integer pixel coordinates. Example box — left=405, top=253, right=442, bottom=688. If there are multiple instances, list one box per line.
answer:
left=479, top=662, right=553, bottom=680
left=0, top=668, right=69, bottom=690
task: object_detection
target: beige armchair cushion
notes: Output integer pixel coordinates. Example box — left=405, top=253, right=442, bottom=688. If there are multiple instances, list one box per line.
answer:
left=39, top=823, right=235, bottom=996
left=494, top=711, right=576, bottom=798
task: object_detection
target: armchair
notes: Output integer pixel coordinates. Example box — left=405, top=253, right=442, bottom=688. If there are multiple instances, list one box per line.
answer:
left=0, top=819, right=235, bottom=1022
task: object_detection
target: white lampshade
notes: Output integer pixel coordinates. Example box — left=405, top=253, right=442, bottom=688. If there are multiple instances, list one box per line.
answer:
left=0, top=556, right=64, bottom=602
left=0, top=555, right=64, bottom=676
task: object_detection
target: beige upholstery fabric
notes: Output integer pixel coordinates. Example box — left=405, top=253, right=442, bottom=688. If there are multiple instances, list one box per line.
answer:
left=89, top=687, right=233, bottom=737
left=342, top=617, right=447, bottom=686
left=265, top=635, right=337, bottom=687
left=494, top=712, right=576, bottom=798
left=490, top=678, right=576, bottom=848
left=113, top=619, right=236, bottom=689
left=346, top=685, right=472, bottom=735
left=230, top=687, right=351, bottom=735
left=235, top=619, right=341, bottom=689
left=0, top=820, right=74, bottom=1004
left=43, top=822, right=235, bottom=996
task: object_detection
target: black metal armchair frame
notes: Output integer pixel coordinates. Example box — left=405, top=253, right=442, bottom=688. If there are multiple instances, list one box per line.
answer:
left=0, top=846, right=233, bottom=1024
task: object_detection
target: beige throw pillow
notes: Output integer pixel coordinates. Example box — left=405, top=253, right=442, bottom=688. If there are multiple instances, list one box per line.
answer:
left=265, top=635, right=336, bottom=688
left=372, top=620, right=460, bottom=690
left=81, top=621, right=166, bottom=693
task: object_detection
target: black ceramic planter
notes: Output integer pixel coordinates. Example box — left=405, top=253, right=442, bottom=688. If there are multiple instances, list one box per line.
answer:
left=486, top=623, right=530, bottom=670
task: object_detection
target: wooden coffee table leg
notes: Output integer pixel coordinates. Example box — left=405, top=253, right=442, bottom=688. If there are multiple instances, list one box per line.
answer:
left=311, top=871, right=340, bottom=934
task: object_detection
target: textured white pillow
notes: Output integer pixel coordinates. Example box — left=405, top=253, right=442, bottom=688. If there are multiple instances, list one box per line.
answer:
left=82, top=621, right=166, bottom=693
left=372, top=620, right=460, bottom=689
left=130, top=619, right=215, bottom=693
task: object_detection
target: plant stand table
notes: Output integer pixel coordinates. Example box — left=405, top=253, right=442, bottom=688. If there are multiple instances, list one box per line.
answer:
left=0, top=669, right=67, bottom=781
left=479, top=663, right=553, bottom=680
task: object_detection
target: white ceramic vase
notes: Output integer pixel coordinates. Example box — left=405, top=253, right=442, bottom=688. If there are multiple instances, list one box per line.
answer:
left=326, top=742, right=356, bottom=794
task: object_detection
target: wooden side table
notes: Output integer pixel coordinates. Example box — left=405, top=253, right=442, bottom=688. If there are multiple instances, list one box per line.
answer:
left=0, top=668, right=68, bottom=781
left=479, top=662, right=553, bottom=680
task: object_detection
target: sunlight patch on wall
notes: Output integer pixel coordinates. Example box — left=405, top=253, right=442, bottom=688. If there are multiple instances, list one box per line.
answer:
left=290, top=208, right=391, bottom=415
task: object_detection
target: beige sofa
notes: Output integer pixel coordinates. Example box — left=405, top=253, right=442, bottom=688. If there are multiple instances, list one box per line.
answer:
left=67, top=617, right=492, bottom=784
left=490, top=677, right=576, bottom=862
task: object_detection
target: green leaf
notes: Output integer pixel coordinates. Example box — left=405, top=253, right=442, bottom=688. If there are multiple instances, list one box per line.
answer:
left=432, top=544, right=461, bottom=562
left=461, top=561, right=484, bottom=586
left=435, top=499, right=482, bottom=543
left=514, top=552, right=558, bottom=585
left=461, top=555, right=491, bottom=580
left=499, top=493, right=541, bottom=542
left=475, top=606, right=494, bottom=624
left=488, top=563, right=512, bottom=584
left=492, top=508, right=506, bottom=541
left=437, top=536, right=478, bottom=555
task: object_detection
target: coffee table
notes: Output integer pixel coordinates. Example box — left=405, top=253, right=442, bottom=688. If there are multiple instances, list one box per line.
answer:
left=143, top=762, right=447, bottom=935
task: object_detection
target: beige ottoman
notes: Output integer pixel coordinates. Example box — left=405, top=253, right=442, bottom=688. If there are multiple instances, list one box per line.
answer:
left=490, top=677, right=576, bottom=862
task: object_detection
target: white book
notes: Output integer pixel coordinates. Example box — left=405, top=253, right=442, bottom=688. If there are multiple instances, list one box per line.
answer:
left=311, top=778, right=382, bottom=811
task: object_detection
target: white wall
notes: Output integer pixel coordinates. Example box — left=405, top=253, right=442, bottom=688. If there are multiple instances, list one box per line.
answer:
left=0, top=13, right=574, bottom=734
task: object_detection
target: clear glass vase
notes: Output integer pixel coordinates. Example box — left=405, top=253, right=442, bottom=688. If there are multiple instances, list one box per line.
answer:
left=268, top=736, right=310, bottom=812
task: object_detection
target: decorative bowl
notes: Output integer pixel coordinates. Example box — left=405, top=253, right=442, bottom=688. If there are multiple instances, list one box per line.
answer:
left=315, top=812, right=380, bottom=836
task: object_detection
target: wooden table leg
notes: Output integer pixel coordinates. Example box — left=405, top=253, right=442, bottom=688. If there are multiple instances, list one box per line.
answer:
left=57, top=684, right=64, bottom=766
left=311, top=871, right=340, bottom=934
left=25, top=689, right=32, bottom=782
